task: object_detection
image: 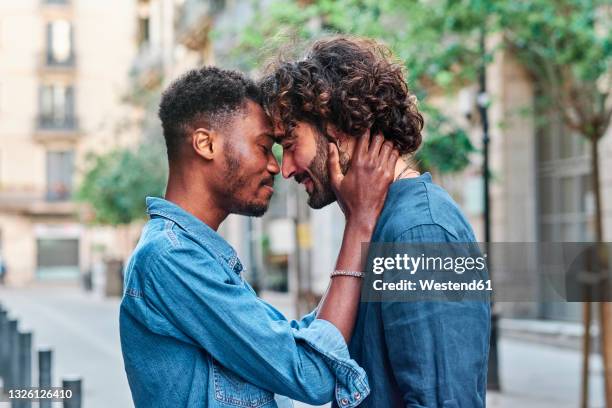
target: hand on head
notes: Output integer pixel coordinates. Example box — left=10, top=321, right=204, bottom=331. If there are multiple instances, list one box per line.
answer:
left=328, top=129, right=399, bottom=225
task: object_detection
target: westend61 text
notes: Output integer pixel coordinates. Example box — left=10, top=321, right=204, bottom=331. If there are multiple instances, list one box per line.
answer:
left=372, top=279, right=493, bottom=292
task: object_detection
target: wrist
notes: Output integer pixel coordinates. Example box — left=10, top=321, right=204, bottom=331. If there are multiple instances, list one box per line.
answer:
left=345, top=217, right=376, bottom=237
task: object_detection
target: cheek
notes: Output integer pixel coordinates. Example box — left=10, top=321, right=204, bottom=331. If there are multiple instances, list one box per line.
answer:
left=294, top=145, right=316, bottom=171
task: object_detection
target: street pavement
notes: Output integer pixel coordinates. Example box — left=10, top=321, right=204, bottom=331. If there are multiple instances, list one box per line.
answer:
left=0, top=287, right=605, bottom=407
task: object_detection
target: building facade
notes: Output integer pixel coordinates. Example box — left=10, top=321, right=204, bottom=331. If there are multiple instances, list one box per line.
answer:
left=0, top=0, right=137, bottom=285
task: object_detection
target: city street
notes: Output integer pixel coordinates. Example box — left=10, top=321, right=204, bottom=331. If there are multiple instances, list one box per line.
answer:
left=0, top=287, right=605, bottom=408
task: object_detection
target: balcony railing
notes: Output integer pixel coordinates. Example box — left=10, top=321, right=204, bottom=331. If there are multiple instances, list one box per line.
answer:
left=39, top=53, right=76, bottom=72
left=46, top=185, right=72, bottom=202
left=46, top=53, right=76, bottom=67
left=36, top=115, right=79, bottom=132
left=42, top=0, right=70, bottom=5
left=0, top=189, right=76, bottom=215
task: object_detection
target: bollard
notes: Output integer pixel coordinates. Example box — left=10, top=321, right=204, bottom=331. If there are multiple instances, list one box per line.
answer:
left=62, top=377, right=81, bottom=408
left=0, top=309, right=7, bottom=383
left=14, top=332, right=32, bottom=408
left=6, top=320, right=18, bottom=390
left=38, top=348, right=52, bottom=408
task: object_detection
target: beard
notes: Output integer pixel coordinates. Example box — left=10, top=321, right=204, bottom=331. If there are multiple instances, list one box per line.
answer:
left=221, top=144, right=270, bottom=217
left=301, top=132, right=350, bottom=209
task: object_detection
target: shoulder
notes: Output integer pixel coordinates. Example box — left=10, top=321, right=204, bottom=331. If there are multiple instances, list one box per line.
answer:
left=375, top=178, right=476, bottom=242
left=126, top=218, right=217, bottom=280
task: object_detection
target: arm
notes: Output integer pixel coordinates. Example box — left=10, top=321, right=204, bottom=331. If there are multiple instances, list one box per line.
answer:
left=144, top=245, right=352, bottom=406
left=317, top=132, right=399, bottom=341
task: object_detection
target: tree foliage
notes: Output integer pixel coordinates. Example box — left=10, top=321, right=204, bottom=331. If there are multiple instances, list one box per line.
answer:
left=228, top=0, right=610, bottom=173
left=76, top=143, right=167, bottom=226
left=496, top=0, right=611, bottom=140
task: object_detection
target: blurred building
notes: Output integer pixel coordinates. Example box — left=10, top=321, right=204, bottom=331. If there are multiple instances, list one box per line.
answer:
left=0, top=0, right=138, bottom=285
left=437, top=41, right=612, bottom=321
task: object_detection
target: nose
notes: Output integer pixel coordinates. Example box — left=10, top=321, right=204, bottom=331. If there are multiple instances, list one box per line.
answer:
left=281, top=152, right=296, bottom=179
left=268, top=153, right=280, bottom=176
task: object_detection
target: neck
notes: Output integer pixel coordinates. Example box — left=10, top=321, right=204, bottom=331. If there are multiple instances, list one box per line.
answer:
left=393, top=158, right=419, bottom=180
left=345, top=139, right=419, bottom=180
left=164, top=167, right=228, bottom=231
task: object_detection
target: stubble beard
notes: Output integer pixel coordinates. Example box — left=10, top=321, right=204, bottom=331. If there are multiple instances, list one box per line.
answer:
left=306, top=133, right=350, bottom=209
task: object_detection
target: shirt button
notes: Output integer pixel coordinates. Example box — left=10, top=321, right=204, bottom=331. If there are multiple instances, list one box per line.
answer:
left=354, top=392, right=361, bottom=400
left=341, top=398, right=349, bottom=406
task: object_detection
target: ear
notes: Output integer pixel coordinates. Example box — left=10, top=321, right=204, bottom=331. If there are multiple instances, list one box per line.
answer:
left=191, top=128, right=216, bottom=161
left=325, top=123, right=353, bottom=152
left=325, top=123, right=345, bottom=142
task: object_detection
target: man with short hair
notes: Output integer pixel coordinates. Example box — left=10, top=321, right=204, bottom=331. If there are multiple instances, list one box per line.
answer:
left=261, top=36, right=491, bottom=407
left=119, top=66, right=399, bottom=407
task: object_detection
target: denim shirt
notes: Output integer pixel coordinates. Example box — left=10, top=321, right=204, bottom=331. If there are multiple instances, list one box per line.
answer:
left=336, top=173, right=491, bottom=408
left=120, top=197, right=369, bottom=408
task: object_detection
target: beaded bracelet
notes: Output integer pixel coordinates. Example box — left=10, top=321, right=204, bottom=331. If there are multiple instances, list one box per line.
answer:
left=330, top=269, right=365, bottom=278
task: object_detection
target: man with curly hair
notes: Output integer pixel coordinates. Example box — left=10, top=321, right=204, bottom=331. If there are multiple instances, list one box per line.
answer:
left=261, top=36, right=491, bottom=407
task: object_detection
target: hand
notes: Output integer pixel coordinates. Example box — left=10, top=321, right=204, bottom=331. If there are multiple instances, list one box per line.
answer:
left=328, top=130, right=399, bottom=230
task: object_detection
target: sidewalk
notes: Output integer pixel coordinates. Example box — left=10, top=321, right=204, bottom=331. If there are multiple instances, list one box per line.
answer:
left=0, top=287, right=605, bottom=407
left=0, top=287, right=131, bottom=408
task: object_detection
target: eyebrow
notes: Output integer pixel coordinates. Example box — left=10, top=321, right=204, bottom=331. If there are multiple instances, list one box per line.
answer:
left=257, top=132, right=275, bottom=143
left=275, top=132, right=296, bottom=144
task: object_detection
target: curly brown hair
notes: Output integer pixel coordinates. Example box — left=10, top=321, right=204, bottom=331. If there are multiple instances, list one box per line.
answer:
left=260, top=36, right=424, bottom=155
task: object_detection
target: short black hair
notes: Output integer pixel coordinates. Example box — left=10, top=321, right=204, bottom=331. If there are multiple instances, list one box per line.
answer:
left=158, top=66, right=261, bottom=161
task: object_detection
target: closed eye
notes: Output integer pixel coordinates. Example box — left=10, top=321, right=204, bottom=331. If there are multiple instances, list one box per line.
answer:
left=262, top=144, right=276, bottom=155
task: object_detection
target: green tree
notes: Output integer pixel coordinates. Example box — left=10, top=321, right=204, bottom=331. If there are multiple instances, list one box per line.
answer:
left=76, top=142, right=167, bottom=226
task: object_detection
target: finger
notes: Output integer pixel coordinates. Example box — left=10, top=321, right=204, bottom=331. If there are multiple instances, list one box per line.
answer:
left=387, top=149, right=401, bottom=173
left=328, top=143, right=343, bottom=190
left=369, top=133, right=384, bottom=157
left=355, top=128, right=371, bottom=157
left=379, top=140, right=394, bottom=162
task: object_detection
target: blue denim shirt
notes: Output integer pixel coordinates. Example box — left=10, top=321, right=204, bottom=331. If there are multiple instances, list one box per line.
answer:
left=337, top=173, right=491, bottom=407
left=120, top=197, right=369, bottom=408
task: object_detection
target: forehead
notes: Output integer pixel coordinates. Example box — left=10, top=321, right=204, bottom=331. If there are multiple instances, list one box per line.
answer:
left=228, top=100, right=271, bottom=136
left=274, top=121, right=321, bottom=143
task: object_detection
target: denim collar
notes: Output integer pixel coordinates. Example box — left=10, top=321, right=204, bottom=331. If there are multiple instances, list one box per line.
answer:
left=389, top=171, right=432, bottom=192
left=145, top=197, right=243, bottom=274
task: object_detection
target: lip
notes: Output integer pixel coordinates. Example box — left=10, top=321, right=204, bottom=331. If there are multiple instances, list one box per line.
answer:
left=262, top=185, right=274, bottom=194
left=302, top=177, right=313, bottom=193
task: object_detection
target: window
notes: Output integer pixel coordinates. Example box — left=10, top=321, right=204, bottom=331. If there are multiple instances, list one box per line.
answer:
left=537, top=107, right=592, bottom=321
left=537, top=109, right=593, bottom=242
left=39, top=84, right=75, bottom=129
left=46, top=20, right=74, bottom=66
left=36, top=238, right=79, bottom=279
left=137, top=16, right=150, bottom=49
left=46, top=150, right=74, bottom=201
